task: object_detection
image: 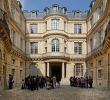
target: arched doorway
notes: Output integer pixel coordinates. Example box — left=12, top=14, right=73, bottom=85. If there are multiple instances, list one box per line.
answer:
left=50, top=62, right=62, bottom=80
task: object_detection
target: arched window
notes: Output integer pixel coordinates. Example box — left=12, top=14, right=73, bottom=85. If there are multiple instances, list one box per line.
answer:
left=52, top=39, right=60, bottom=52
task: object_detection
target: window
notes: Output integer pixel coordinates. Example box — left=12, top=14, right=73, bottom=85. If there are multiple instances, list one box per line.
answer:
left=30, top=42, right=38, bottom=54
left=64, top=21, right=66, bottom=31
left=12, top=59, right=15, bottom=65
left=53, top=6, right=58, bottom=12
left=52, top=39, right=60, bottom=52
left=11, top=30, right=16, bottom=44
left=98, top=30, right=103, bottom=45
left=90, top=38, right=93, bottom=51
left=64, top=47, right=66, bottom=53
left=20, top=38, right=23, bottom=50
left=51, top=19, right=59, bottom=29
left=98, top=60, right=102, bottom=66
left=30, top=24, right=37, bottom=33
left=98, top=4, right=103, bottom=18
left=45, top=47, right=47, bottom=53
left=90, top=16, right=94, bottom=27
left=20, top=61, right=23, bottom=67
left=74, top=24, right=82, bottom=34
left=31, top=11, right=37, bottom=18
left=74, top=42, right=82, bottom=54
left=98, top=70, right=102, bottom=78
left=45, top=21, right=47, bottom=31
left=11, top=5, right=15, bottom=17
left=74, top=63, right=83, bottom=77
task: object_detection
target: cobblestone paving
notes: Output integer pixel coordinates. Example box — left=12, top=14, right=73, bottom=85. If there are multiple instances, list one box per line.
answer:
left=0, top=86, right=110, bottom=100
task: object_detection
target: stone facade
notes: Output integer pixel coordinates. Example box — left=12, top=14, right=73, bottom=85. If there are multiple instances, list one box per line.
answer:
left=0, top=0, right=26, bottom=88
left=87, top=0, right=110, bottom=88
left=0, top=0, right=110, bottom=88
left=24, top=5, right=87, bottom=84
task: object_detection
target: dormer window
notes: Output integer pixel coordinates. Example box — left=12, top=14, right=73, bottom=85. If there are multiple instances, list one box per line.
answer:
left=31, top=11, right=37, bottom=18
left=52, top=4, right=59, bottom=12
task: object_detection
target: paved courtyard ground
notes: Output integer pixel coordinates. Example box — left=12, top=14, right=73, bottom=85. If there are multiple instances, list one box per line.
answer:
left=0, top=86, right=110, bottom=100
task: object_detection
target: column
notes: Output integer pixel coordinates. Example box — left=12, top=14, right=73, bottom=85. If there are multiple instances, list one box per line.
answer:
left=62, top=62, right=64, bottom=79
left=47, top=62, right=49, bottom=76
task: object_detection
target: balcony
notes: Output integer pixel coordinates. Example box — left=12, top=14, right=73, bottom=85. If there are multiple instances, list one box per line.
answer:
left=12, top=44, right=25, bottom=56
left=105, top=15, right=110, bottom=38
left=0, top=8, right=10, bottom=35
left=87, top=44, right=103, bottom=57
left=43, top=52, right=70, bottom=60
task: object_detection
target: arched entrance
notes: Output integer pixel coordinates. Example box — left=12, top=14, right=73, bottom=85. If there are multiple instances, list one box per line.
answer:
left=50, top=62, right=62, bottom=79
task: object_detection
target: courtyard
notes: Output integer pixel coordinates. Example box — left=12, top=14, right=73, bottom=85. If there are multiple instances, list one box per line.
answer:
left=0, top=86, right=110, bottom=100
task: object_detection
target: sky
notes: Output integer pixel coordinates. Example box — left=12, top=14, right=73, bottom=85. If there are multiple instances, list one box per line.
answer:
left=19, top=0, right=92, bottom=12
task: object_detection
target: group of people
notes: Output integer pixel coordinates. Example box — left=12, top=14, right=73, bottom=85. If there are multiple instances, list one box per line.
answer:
left=70, top=76, right=93, bottom=88
left=8, top=74, right=93, bottom=90
left=21, top=75, right=61, bottom=91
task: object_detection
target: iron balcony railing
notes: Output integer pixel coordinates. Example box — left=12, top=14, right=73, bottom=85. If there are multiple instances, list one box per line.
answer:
left=87, top=43, right=103, bottom=57
left=43, top=52, right=70, bottom=58
left=105, top=14, right=110, bottom=37
left=12, top=44, right=25, bottom=56
left=0, top=8, right=10, bottom=35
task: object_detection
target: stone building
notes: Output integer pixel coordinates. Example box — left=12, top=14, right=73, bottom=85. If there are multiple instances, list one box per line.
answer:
left=87, top=0, right=110, bottom=88
left=24, top=4, right=87, bottom=84
left=0, top=0, right=110, bottom=88
left=0, top=0, right=26, bottom=88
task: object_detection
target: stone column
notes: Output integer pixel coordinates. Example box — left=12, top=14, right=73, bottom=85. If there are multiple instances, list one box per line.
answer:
left=47, top=62, right=49, bottom=77
left=62, top=62, right=64, bottom=79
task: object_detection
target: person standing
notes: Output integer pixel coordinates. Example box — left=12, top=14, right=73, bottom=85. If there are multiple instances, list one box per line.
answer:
left=8, top=74, right=14, bottom=89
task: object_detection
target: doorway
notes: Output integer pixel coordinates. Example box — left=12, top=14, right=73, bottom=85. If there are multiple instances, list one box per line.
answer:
left=50, top=62, right=62, bottom=79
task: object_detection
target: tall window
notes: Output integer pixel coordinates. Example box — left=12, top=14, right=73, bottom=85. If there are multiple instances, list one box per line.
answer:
left=20, top=38, right=23, bottom=50
left=11, top=5, right=15, bottom=17
left=30, top=42, right=38, bottom=54
left=90, top=16, right=94, bottom=27
left=98, top=4, right=103, bottom=18
left=51, top=19, right=59, bottom=29
left=74, top=63, right=83, bottom=76
left=90, top=38, right=93, bottom=51
left=52, top=39, right=60, bottom=52
left=11, top=30, right=16, bottom=45
left=45, top=21, right=47, bottom=31
left=98, top=69, right=102, bottom=79
left=64, top=21, right=66, bottom=31
left=74, top=42, right=82, bottom=54
left=74, top=24, right=82, bottom=34
left=30, top=24, right=37, bottom=33
left=98, top=30, right=103, bottom=45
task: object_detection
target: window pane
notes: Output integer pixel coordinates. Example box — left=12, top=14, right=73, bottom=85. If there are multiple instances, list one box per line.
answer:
left=52, top=39, right=60, bottom=52
left=30, top=24, right=37, bottom=33
left=30, top=42, right=38, bottom=54
left=51, top=19, right=59, bottom=29
left=74, top=24, right=82, bottom=34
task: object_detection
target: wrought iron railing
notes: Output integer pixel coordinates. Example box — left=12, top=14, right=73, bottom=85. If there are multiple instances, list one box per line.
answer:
left=43, top=52, right=70, bottom=58
left=105, top=14, right=110, bottom=37
left=87, top=43, right=103, bottom=57
left=0, top=8, right=10, bottom=35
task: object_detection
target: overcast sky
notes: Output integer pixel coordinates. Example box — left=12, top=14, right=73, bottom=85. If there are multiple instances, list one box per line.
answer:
left=19, top=0, right=92, bottom=12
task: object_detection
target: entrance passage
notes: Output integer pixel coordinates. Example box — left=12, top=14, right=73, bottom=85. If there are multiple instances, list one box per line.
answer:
left=50, top=62, right=62, bottom=79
